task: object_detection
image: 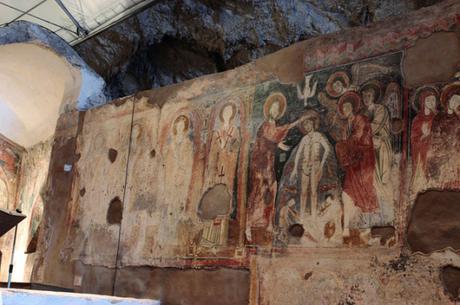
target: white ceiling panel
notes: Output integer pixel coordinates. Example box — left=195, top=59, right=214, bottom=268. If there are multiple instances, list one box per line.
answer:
left=0, top=0, right=45, bottom=12
left=0, top=5, right=21, bottom=25
left=17, top=14, right=60, bottom=32
left=0, top=0, right=155, bottom=45
left=28, top=0, right=75, bottom=32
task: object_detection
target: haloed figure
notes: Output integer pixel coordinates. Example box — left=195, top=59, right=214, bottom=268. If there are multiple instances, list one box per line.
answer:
left=247, top=92, right=301, bottom=237
left=428, top=83, right=460, bottom=188
left=290, top=111, right=330, bottom=216
left=361, top=81, right=392, bottom=187
left=410, top=87, right=438, bottom=186
left=206, top=102, right=241, bottom=191
left=336, top=92, right=378, bottom=237
left=164, top=114, right=194, bottom=211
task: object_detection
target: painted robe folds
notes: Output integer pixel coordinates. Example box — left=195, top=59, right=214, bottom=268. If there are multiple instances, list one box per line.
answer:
left=247, top=121, right=290, bottom=229
left=336, top=115, right=379, bottom=213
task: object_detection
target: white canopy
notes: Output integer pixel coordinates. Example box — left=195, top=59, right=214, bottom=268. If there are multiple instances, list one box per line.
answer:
left=0, top=0, right=154, bottom=45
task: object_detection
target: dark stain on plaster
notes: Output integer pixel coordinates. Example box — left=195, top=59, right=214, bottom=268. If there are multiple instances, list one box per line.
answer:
left=371, top=226, right=395, bottom=246
left=441, top=265, right=460, bottom=301
left=107, top=197, right=123, bottom=225
left=108, top=148, right=118, bottom=163
left=388, top=254, right=411, bottom=272
left=288, top=224, right=305, bottom=238
left=113, top=266, right=250, bottom=305
left=197, top=184, right=231, bottom=220
left=407, top=190, right=460, bottom=253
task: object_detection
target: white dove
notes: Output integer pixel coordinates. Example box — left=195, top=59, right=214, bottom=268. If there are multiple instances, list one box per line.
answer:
left=297, top=74, right=318, bottom=107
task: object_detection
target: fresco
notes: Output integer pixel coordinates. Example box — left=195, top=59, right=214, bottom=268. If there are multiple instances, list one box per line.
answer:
left=65, top=100, right=133, bottom=267
left=0, top=138, right=20, bottom=210
left=247, top=53, right=404, bottom=247
left=119, top=89, right=252, bottom=266
left=0, top=136, right=21, bottom=282
left=409, top=79, right=460, bottom=194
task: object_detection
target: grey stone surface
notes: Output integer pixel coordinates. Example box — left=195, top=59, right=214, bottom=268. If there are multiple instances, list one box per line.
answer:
left=74, top=0, right=444, bottom=98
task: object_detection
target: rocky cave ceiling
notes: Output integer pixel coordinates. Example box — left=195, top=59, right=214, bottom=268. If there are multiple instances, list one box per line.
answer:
left=74, top=0, right=443, bottom=99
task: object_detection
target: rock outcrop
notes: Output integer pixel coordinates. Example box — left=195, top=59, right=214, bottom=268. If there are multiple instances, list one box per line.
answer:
left=75, top=0, right=443, bottom=98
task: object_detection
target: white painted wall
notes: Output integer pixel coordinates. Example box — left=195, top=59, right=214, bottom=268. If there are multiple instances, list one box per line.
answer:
left=0, top=43, right=81, bottom=147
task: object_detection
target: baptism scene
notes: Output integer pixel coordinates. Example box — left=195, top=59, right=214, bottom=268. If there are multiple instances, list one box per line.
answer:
left=247, top=53, right=403, bottom=248
left=0, top=1, right=460, bottom=305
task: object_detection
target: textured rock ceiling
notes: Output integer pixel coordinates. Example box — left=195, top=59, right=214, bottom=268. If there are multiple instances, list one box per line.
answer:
left=74, top=0, right=443, bottom=99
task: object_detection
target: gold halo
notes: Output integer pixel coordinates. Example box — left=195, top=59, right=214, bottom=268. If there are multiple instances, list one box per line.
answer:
left=440, top=81, right=460, bottom=111
left=219, top=102, right=237, bottom=122
left=410, top=85, right=439, bottom=112
left=172, top=114, right=190, bottom=135
left=263, top=92, right=287, bottom=120
left=326, top=71, right=350, bottom=98
left=337, top=91, right=361, bottom=116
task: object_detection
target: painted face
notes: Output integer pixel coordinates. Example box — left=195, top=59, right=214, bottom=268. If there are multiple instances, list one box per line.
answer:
left=363, top=89, right=375, bottom=107
left=302, top=119, right=314, bottom=133
left=388, top=92, right=397, bottom=104
left=222, top=105, right=234, bottom=122
left=424, top=95, right=436, bottom=113
left=175, top=118, right=186, bottom=135
left=269, top=101, right=280, bottom=119
left=332, top=80, right=344, bottom=94
left=448, top=94, right=460, bottom=112
left=342, top=102, right=353, bottom=117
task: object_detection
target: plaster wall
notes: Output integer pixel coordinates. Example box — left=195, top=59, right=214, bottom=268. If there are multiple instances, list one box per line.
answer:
left=32, top=1, right=460, bottom=304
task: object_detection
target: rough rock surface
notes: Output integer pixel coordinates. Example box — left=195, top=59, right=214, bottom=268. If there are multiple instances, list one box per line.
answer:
left=74, top=0, right=444, bottom=99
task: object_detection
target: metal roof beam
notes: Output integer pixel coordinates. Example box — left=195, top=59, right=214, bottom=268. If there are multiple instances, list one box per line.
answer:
left=0, top=1, right=78, bottom=35
left=53, top=0, right=88, bottom=36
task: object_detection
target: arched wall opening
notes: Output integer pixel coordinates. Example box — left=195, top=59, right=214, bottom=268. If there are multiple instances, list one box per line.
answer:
left=0, top=42, right=81, bottom=147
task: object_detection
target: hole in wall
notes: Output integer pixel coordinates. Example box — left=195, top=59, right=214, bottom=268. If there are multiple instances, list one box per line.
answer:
left=108, top=148, right=118, bottom=163
left=197, top=184, right=231, bottom=220
left=288, top=224, right=304, bottom=237
left=107, top=196, right=123, bottom=225
left=441, top=265, right=460, bottom=301
left=407, top=190, right=460, bottom=253
left=80, top=187, right=86, bottom=197
left=371, top=226, right=395, bottom=246
left=150, top=149, right=156, bottom=158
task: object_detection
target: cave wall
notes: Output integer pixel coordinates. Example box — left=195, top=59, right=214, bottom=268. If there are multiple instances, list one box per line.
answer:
left=74, top=0, right=446, bottom=99
left=34, top=1, right=460, bottom=304
left=0, top=135, right=22, bottom=280
left=9, top=141, right=52, bottom=282
left=0, top=139, right=52, bottom=283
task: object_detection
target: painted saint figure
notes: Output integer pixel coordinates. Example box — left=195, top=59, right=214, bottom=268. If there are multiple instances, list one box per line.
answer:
left=361, top=81, right=392, bottom=187
left=290, top=110, right=331, bottom=216
left=335, top=92, right=378, bottom=236
left=205, top=101, right=241, bottom=193
left=161, top=114, right=195, bottom=222
left=199, top=101, right=241, bottom=249
left=247, top=92, right=300, bottom=240
left=427, top=82, right=460, bottom=188
left=410, top=86, right=438, bottom=189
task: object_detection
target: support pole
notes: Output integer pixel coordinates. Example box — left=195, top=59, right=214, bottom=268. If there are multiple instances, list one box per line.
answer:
left=7, top=224, right=18, bottom=288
